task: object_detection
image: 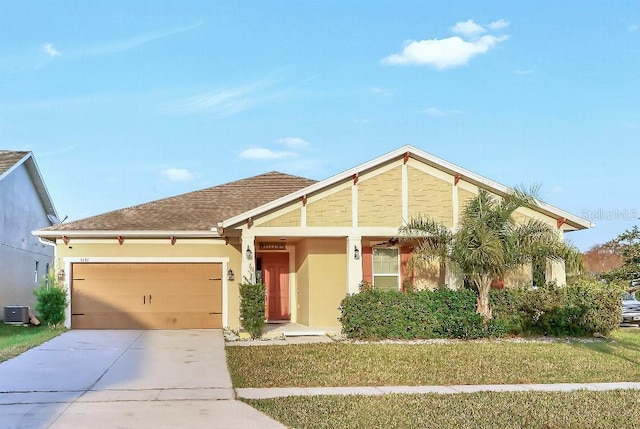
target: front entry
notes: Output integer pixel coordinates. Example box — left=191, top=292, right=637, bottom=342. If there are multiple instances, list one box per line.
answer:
left=260, top=252, right=290, bottom=321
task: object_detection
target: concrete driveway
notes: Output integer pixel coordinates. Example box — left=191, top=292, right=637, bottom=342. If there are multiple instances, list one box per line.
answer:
left=0, top=330, right=284, bottom=429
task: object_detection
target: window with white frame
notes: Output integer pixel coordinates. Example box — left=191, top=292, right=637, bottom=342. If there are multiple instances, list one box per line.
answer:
left=372, top=247, right=400, bottom=291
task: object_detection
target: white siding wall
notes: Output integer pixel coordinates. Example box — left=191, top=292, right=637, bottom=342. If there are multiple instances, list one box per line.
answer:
left=0, top=164, right=54, bottom=312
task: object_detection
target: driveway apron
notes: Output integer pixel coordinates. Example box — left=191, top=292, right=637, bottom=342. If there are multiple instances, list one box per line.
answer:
left=0, top=329, right=284, bottom=429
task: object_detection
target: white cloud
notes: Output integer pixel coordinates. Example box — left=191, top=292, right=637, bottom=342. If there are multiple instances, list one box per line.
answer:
left=382, top=34, right=508, bottom=69
left=160, top=167, right=195, bottom=182
left=423, top=107, right=460, bottom=117
left=629, top=24, right=639, bottom=32
left=488, top=19, right=510, bottom=30
left=276, top=137, right=310, bottom=148
left=40, top=143, right=82, bottom=157
left=382, top=19, right=509, bottom=69
left=514, top=69, right=534, bottom=75
left=452, top=20, right=486, bottom=37
left=551, top=185, right=563, bottom=194
left=239, top=148, right=298, bottom=160
left=424, top=107, right=446, bottom=117
left=370, top=87, right=395, bottom=96
left=43, top=43, right=61, bottom=57
left=161, top=79, right=277, bottom=119
left=86, top=22, right=201, bottom=56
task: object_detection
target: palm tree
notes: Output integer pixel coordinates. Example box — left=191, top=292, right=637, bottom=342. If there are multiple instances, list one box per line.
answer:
left=399, top=186, right=578, bottom=320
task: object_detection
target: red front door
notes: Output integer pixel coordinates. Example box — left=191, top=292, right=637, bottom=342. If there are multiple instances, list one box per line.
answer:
left=262, top=253, right=290, bottom=321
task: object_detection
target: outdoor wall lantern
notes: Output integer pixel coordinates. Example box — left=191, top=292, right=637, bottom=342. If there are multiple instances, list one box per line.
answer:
left=354, top=245, right=360, bottom=260
left=246, top=246, right=253, bottom=260
left=57, top=269, right=65, bottom=282
left=227, top=269, right=235, bottom=281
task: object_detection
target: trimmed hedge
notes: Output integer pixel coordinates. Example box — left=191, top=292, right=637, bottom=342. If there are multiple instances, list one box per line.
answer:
left=339, top=280, right=622, bottom=340
left=491, top=280, right=623, bottom=336
left=239, top=282, right=266, bottom=339
left=339, top=287, right=507, bottom=340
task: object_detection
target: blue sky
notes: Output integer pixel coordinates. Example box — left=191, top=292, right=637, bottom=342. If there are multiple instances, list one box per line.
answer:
left=1, top=1, right=639, bottom=251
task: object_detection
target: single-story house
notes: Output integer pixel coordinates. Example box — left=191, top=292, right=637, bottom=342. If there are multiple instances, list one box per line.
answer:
left=34, top=145, right=592, bottom=330
left=1, top=151, right=58, bottom=313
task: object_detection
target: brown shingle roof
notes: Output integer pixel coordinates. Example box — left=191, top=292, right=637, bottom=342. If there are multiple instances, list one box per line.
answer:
left=44, top=171, right=316, bottom=232
left=0, top=151, right=29, bottom=176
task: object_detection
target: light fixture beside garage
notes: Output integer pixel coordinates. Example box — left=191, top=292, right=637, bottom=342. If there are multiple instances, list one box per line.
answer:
left=246, top=246, right=253, bottom=260
left=227, top=269, right=235, bottom=281
left=354, top=245, right=360, bottom=260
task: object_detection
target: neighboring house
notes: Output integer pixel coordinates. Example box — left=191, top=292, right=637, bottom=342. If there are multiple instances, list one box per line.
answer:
left=34, top=145, right=592, bottom=330
left=1, top=151, right=58, bottom=314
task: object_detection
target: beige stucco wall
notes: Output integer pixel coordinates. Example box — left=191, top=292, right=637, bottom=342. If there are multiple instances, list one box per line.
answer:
left=457, top=185, right=476, bottom=216
left=358, top=166, right=402, bottom=227
left=513, top=209, right=557, bottom=229
left=407, top=166, right=453, bottom=227
left=503, top=263, right=533, bottom=286
left=294, top=240, right=310, bottom=326
left=306, top=187, right=352, bottom=227
left=55, top=238, right=244, bottom=329
left=412, top=259, right=443, bottom=290
left=258, top=207, right=302, bottom=227
left=295, top=238, right=347, bottom=327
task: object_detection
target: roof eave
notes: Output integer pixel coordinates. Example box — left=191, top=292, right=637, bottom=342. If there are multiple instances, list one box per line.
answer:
left=3, top=152, right=59, bottom=222
left=24, top=154, right=59, bottom=220
left=32, top=229, right=222, bottom=240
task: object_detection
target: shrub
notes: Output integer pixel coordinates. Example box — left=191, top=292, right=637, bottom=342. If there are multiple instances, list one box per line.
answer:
left=239, top=282, right=266, bottom=339
left=33, top=272, right=68, bottom=327
left=339, top=287, right=509, bottom=340
left=340, top=279, right=622, bottom=340
left=491, top=280, right=623, bottom=336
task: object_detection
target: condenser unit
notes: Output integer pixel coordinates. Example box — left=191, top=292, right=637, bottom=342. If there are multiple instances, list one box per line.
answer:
left=4, top=306, right=30, bottom=325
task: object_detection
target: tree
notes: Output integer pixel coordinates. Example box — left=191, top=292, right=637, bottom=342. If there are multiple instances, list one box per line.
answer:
left=399, top=187, right=578, bottom=321
left=600, top=225, right=640, bottom=285
left=582, top=240, right=623, bottom=275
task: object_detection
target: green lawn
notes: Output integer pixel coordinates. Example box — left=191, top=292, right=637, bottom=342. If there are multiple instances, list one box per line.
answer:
left=0, top=323, right=64, bottom=362
left=226, top=329, right=640, bottom=387
left=246, top=389, right=640, bottom=429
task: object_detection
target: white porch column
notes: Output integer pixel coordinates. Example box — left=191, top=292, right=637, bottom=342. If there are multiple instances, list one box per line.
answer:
left=347, top=236, right=363, bottom=294
left=546, top=259, right=566, bottom=286
left=445, top=261, right=464, bottom=289
left=241, top=234, right=256, bottom=283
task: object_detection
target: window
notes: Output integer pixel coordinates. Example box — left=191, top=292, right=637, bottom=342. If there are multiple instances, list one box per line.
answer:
left=45, top=263, right=50, bottom=288
left=372, top=248, right=400, bottom=291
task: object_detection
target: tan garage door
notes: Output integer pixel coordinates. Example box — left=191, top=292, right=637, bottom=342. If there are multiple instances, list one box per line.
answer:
left=71, top=263, right=222, bottom=329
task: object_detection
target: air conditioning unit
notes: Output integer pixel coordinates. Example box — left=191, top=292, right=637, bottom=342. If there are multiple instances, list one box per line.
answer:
left=4, top=306, right=30, bottom=325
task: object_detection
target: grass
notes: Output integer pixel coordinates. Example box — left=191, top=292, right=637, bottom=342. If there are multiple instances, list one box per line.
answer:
left=0, top=323, right=64, bottom=362
left=226, top=329, right=640, bottom=387
left=246, top=389, right=640, bottom=429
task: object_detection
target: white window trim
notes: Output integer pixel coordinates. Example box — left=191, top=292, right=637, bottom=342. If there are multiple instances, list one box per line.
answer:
left=372, top=247, right=401, bottom=291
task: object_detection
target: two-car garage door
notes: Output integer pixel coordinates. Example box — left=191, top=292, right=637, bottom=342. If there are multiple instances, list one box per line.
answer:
left=71, top=263, right=222, bottom=329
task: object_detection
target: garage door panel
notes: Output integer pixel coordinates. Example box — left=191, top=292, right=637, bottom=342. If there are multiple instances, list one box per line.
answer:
left=71, top=263, right=223, bottom=329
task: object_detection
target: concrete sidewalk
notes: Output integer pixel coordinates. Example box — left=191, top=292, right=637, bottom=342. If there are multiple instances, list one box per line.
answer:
left=237, top=381, right=640, bottom=399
